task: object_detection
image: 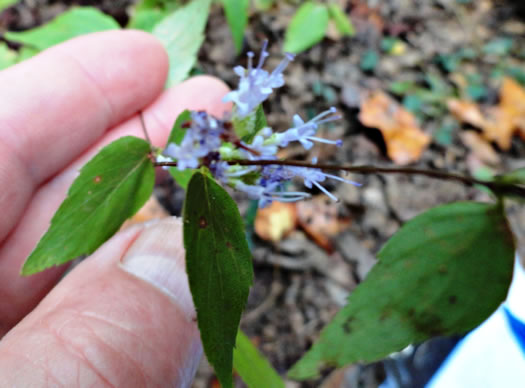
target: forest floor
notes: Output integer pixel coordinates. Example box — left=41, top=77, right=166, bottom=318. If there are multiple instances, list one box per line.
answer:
left=4, top=0, right=525, bottom=387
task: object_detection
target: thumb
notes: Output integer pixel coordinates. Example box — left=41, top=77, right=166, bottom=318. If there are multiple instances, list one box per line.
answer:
left=0, top=217, right=202, bottom=387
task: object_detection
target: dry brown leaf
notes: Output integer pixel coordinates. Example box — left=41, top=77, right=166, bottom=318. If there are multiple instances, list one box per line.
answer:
left=254, top=202, right=298, bottom=243
left=459, top=131, right=500, bottom=165
left=359, top=91, right=431, bottom=165
left=297, top=196, right=351, bottom=253
left=447, top=99, right=486, bottom=128
left=121, top=196, right=170, bottom=230
left=448, top=77, right=525, bottom=150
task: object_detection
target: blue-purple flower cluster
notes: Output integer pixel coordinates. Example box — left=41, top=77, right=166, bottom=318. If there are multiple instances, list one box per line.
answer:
left=160, top=43, right=360, bottom=207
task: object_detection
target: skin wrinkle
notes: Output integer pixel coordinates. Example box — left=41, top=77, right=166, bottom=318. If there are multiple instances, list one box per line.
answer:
left=77, top=314, right=150, bottom=387
left=0, top=341, right=65, bottom=387
left=78, top=311, right=160, bottom=377
left=46, top=321, right=117, bottom=388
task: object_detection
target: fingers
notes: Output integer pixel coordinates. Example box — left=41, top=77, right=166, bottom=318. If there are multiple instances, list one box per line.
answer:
left=0, top=75, right=231, bottom=335
left=0, top=218, right=203, bottom=387
left=0, top=30, right=169, bottom=243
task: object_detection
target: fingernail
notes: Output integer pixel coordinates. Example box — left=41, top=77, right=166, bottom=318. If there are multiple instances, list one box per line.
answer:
left=120, top=217, right=195, bottom=318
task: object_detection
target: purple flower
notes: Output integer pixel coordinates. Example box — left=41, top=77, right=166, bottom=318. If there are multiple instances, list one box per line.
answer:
left=223, top=41, right=295, bottom=118
left=163, top=111, right=225, bottom=171
left=274, top=107, right=343, bottom=150
left=234, top=180, right=310, bottom=208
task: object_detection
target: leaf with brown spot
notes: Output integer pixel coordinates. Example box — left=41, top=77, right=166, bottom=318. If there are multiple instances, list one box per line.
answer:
left=289, top=202, right=514, bottom=379
left=184, top=172, right=254, bottom=388
left=359, top=91, right=431, bottom=165
left=22, top=136, right=154, bottom=275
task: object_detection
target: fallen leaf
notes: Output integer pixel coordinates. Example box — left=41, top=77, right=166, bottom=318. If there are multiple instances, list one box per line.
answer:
left=254, top=202, right=298, bottom=243
left=297, top=195, right=351, bottom=253
left=121, top=195, right=170, bottom=229
left=447, top=99, right=486, bottom=128
left=359, top=91, right=431, bottom=165
left=448, top=77, right=525, bottom=150
left=459, top=131, right=500, bottom=165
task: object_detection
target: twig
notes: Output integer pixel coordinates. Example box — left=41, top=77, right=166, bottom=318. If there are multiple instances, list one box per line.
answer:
left=153, top=159, right=525, bottom=198
left=139, top=111, right=153, bottom=147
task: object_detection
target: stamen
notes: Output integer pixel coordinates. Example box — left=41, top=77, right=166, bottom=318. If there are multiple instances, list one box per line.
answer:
left=322, top=172, right=362, bottom=186
left=312, top=181, right=339, bottom=202
left=256, top=40, right=269, bottom=71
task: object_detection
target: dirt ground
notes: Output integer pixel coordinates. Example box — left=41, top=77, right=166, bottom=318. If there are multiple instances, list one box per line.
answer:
left=4, top=1, right=525, bottom=387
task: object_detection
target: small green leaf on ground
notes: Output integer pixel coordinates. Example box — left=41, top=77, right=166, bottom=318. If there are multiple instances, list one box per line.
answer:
left=327, top=4, right=354, bottom=36
left=222, top=0, right=249, bottom=53
left=234, top=330, right=285, bottom=388
left=184, top=172, right=254, bottom=388
left=284, top=2, right=329, bottom=53
left=360, top=50, right=379, bottom=72
left=153, top=0, right=211, bottom=87
left=289, top=202, right=514, bottom=380
left=22, top=136, right=155, bottom=275
left=434, top=118, right=458, bottom=146
left=389, top=81, right=417, bottom=95
left=483, top=37, right=513, bottom=56
left=5, top=7, right=119, bottom=51
left=403, top=94, right=424, bottom=115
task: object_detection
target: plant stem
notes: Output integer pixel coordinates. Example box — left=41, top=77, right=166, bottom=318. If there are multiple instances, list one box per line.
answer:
left=154, top=159, right=525, bottom=198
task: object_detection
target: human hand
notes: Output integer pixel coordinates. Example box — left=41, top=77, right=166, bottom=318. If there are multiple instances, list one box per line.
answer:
left=0, top=30, right=230, bottom=387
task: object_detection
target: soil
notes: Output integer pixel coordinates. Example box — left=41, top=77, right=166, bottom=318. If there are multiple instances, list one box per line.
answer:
left=3, top=1, right=525, bottom=387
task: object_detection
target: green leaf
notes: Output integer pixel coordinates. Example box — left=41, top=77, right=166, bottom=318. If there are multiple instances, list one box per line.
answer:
left=0, top=0, right=17, bottom=13
left=504, top=66, right=525, bottom=86
left=389, top=80, right=417, bottom=95
left=153, top=0, right=211, bottom=87
left=128, top=9, right=166, bottom=31
left=232, top=104, right=267, bottom=142
left=483, top=37, right=513, bottom=56
left=169, top=168, right=194, bottom=190
left=22, top=136, right=155, bottom=275
left=434, top=118, right=458, bottom=146
left=289, top=201, right=514, bottom=379
left=222, top=0, right=249, bottom=53
left=360, top=50, right=379, bottom=72
left=254, top=0, right=274, bottom=11
left=496, top=167, right=525, bottom=185
left=0, top=42, right=18, bottom=70
left=184, top=172, right=254, bottom=388
left=402, top=94, right=424, bottom=115
left=234, top=330, right=285, bottom=388
left=284, top=2, right=329, bottom=54
left=5, top=7, right=119, bottom=51
left=165, top=109, right=194, bottom=189
left=167, top=109, right=191, bottom=146
left=327, top=4, right=354, bottom=36
left=127, top=0, right=181, bottom=32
